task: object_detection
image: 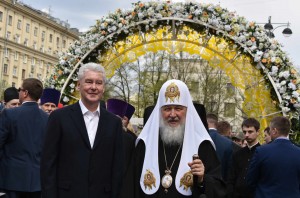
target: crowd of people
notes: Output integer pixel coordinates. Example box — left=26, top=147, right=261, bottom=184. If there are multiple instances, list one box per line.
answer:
left=0, top=62, right=300, bottom=198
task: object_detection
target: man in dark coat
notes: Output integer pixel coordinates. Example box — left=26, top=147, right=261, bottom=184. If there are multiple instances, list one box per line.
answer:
left=206, top=113, right=239, bottom=182
left=227, top=118, right=260, bottom=198
left=106, top=98, right=136, bottom=198
left=247, top=116, right=300, bottom=198
left=41, top=63, right=123, bottom=198
left=40, top=88, right=61, bottom=114
left=2, top=87, right=20, bottom=109
left=0, top=78, right=48, bottom=198
left=135, top=79, right=225, bottom=198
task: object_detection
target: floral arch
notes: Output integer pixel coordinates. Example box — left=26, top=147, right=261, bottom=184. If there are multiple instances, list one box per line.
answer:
left=46, top=1, right=300, bottom=132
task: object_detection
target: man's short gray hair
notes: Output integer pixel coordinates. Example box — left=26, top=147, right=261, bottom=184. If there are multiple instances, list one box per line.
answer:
left=78, top=62, right=106, bottom=82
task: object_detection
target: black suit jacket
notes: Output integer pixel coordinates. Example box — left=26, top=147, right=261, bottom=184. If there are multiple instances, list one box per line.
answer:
left=0, top=102, right=48, bottom=192
left=41, top=102, right=123, bottom=198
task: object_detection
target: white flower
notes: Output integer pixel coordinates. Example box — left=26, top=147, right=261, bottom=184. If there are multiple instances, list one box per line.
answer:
left=280, top=80, right=287, bottom=86
left=224, top=25, right=231, bottom=31
left=59, top=59, right=66, bottom=65
left=69, top=83, right=75, bottom=89
left=279, top=86, right=287, bottom=94
left=63, top=96, right=70, bottom=103
left=288, top=82, right=296, bottom=90
left=279, top=71, right=290, bottom=79
left=250, top=45, right=257, bottom=51
left=292, top=91, right=299, bottom=98
left=75, top=48, right=82, bottom=55
left=138, top=13, right=144, bottom=19
left=282, top=107, right=290, bottom=113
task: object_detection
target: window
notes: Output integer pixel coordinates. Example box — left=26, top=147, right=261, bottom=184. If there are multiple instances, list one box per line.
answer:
left=12, top=82, right=16, bottom=87
left=6, top=31, right=11, bottom=39
left=14, top=52, right=19, bottom=60
left=49, top=34, right=53, bottom=43
left=26, top=23, right=30, bottom=33
left=0, top=11, right=3, bottom=22
left=23, top=55, right=27, bottom=63
left=33, top=41, right=37, bottom=50
left=8, top=15, right=12, bottom=25
left=62, top=40, right=66, bottom=48
left=17, top=19, right=22, bottom=29
left=24, top=38, right=28, bottom=46
left=14, top=34, right=20, bottom=43
left=22, top=69, right=26, bottom=79
left=13, top=66, right=17, bottom=76
left=34, top=27, right=38, bottom=36
left=31, top=57, right=36, bottom=65
left=40, top=45, right=44, bottom=52
left=37, top=73, right=42, bottom=80
left=48, top=47, right=52, bottom=54
left=41, top=31, right=45, bottom=42
left=40, top=60, right=44, bottom=68
left=5, top=48, right=9, bottom=57
left=224, top=103, right=236, bottom=117
left=3, top=64, right=8, bottom=74
left=30, top=65, right=34, bottom=74
left=207, top=101, right=218, bottom=114
left=56, top=37, right=60, bottom=47
left=226, top=83, right=235, bottom=95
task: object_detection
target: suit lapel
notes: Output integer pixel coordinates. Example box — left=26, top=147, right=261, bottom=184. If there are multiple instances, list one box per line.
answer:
left=93, top=107, right=109, bottom=149
left=69, top=102, right=92, bottom=150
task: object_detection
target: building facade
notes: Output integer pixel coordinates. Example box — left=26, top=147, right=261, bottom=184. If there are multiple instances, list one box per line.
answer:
left=0, top=0, right=79, bottom=89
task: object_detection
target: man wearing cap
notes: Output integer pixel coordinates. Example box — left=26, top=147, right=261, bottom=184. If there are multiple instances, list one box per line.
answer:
left=3, top=87, right=20, bottom=109
left=123, top=102, right=137, bottom=138
left=106, top=98, right=136, bottom=173
left=40, top=88, right=61, bottom=114
left=0, top=78, right=48, bottom=198
left=134, top=79, right=225, bottom=198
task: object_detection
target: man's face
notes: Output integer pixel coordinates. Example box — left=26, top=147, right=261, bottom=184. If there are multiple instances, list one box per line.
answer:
left=122, top=116, right=129, bottom=127
left=77, top=70, right=105, bottom=106
left=161, top=105, right=187, bottom=128
left=5, top=99, right=20, bottom=108
left=41, top=102, right=57, bottom=114
left=242, top=126, right=259, bottom=146
left=264, top=130, right=271, bottom=144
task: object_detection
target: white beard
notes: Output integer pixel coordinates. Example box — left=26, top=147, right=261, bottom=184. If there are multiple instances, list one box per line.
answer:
left=159, top=119, right=185, bottom=146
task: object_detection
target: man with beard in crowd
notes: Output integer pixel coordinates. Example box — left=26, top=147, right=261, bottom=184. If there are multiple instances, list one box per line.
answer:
left=40, top=88, right=61, bottom=114
left=2, top=87, right=20, bottom=109
left=134, top=79, right=225, bottom=198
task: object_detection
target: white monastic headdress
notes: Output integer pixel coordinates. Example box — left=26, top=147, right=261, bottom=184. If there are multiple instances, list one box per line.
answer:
left=136, top=79, right=215, bottom=196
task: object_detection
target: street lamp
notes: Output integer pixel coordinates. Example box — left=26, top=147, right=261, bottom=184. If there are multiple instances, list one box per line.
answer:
left=263, top=16, right=292, bottom=38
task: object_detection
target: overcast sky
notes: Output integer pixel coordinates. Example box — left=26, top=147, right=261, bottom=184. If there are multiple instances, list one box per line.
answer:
left=21, top=0, right=300, bottom=68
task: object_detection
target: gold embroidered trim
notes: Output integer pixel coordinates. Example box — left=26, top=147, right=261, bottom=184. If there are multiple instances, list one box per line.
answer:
left=144, top=169, right=156, bottom=190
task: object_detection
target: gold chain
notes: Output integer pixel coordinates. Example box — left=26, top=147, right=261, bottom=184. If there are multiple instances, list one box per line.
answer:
left=163, top=142, right=182, bottom=172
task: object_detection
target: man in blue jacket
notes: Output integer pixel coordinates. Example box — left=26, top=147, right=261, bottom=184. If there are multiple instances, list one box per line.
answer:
left=247, top=116, right=300, bottom=198
left=0, top=78, right=48, bottom=198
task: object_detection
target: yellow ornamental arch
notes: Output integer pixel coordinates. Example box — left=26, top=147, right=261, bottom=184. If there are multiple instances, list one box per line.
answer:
left=46, top=1, right=300, bottom=130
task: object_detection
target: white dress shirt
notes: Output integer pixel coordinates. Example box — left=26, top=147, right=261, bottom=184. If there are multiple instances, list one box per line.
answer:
left=79, top=100, right=100, bottom=148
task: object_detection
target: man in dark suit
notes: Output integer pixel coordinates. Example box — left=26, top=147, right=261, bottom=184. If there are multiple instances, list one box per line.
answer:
left=106, top=98, right=136, bottom=198
left=227, top=118, right=260, bottom=198
left=41, top=63, right=123, bottom=198
left=206, top=113, right=238, bottom=182
left=0, top=78, right=48, bottom=198
left=247, top=116, right=300, bottom=197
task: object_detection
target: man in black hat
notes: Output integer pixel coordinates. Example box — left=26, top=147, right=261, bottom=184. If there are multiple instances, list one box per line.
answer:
left=3, top=87, right=20, bottom=109
left=40, top=88, right=61, bottom=114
